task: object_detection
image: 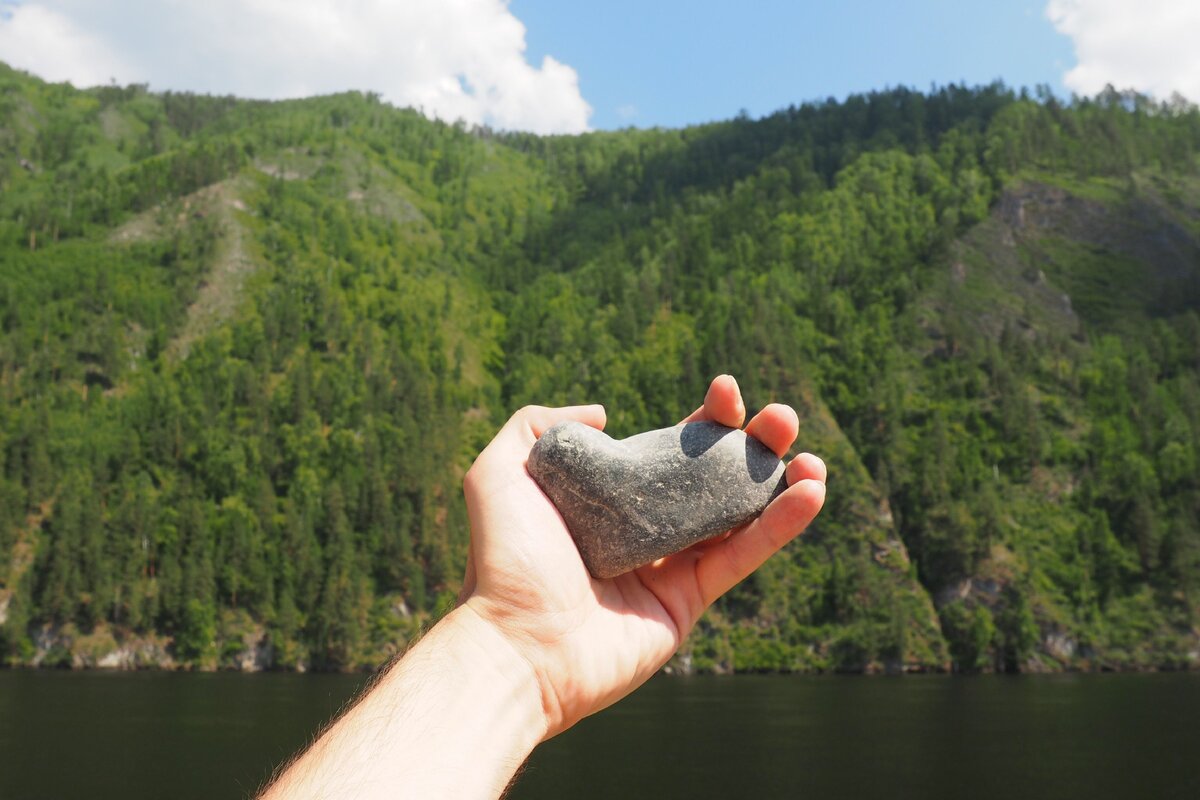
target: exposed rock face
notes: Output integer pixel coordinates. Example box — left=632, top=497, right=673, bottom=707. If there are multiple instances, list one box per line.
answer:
left=234, top=635, right=275, bottom=672
left=92, top=639, right=176, bottom=670
left=528, top=421, right=787, bottom=579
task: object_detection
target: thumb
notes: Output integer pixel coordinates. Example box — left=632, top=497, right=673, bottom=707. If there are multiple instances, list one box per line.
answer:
left=477, top=403, right=606, bottom=465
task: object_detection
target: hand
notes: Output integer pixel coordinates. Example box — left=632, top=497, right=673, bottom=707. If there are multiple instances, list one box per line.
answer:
left=260, top=376, right=826, bottom=800
left=460, top=374, right=827, bottom=740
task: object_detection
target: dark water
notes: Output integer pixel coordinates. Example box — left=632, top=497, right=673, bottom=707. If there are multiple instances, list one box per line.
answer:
left=1, top=671, right=1198, bottom=800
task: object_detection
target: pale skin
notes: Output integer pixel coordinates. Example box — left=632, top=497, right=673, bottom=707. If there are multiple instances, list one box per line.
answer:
left=261, top=375, right=827, bottom=799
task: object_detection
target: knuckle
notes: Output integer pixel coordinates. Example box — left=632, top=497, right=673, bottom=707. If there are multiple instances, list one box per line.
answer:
left=463, top=462, right=482, bottom=494
left=515, top=404, right=546, bottom=420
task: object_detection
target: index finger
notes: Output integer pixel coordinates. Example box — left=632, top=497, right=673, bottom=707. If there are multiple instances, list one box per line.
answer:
left=681, top=374, right=745, bottom=428
left=696, top=468, right=827, bottom=606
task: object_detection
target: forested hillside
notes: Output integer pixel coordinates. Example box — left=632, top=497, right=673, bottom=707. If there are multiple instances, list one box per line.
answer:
left=2, top=62, right=1199, bottom=672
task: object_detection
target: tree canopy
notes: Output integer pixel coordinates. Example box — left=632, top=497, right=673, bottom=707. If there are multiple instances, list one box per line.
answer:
left=2, top=63, right=1200, bottom=672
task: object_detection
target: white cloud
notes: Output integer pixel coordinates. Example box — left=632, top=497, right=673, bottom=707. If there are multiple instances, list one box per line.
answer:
left=1046, top=0, right=1200, bottom=102
left=0, top=3, right=133, bottom=85
left=0, top=0, right=591, bottom=134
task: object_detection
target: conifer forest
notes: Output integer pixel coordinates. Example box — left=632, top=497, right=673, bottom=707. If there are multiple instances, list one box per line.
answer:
left=2, top=62, right=1200, bottom=673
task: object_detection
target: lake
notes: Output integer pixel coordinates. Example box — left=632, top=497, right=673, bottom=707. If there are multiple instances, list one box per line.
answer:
left=0, top=671, right=1198, bottom=799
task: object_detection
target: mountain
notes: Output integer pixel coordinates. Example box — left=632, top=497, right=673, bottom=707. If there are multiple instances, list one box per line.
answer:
left=1, top=63, right=1199, bottom=672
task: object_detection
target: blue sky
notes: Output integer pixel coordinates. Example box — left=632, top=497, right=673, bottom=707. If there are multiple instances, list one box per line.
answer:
left=513, top=1, right=1075, bottom=129
left=0, top=1, right=1197, bottom=134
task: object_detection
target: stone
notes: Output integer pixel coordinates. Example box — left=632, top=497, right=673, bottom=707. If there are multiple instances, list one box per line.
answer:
left=527, top=420, right=787, bottom=579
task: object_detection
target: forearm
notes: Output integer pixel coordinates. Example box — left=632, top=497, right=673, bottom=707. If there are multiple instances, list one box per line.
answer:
left=261, top=605, right=548, bottom=800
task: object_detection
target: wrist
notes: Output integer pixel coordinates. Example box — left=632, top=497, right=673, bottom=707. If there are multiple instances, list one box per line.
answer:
left=371, top=604, right=549, bottom=796
left=442, top=602, right=553, bottom=744
left=458, top=596, right=563, bottom=742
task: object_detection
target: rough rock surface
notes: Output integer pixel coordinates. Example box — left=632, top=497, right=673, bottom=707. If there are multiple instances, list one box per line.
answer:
left=528, top=420, right=787, bottom=578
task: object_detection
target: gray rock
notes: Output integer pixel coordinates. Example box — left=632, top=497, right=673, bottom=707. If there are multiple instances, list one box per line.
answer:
left=527, top=420, right=787, bottom=579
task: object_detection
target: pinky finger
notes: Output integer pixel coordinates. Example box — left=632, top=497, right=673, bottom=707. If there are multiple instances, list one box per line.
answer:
left=696, top=479, right=826, bottom=607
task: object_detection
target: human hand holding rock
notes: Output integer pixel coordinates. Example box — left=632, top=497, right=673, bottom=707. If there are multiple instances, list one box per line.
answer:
left=261, top=375, right=826, bottom=800
left=460, top=374, right=827, bottom=739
